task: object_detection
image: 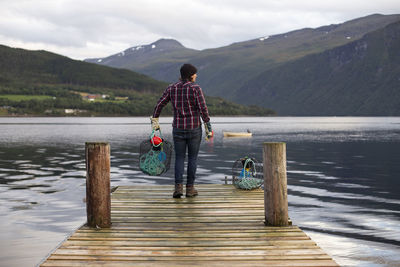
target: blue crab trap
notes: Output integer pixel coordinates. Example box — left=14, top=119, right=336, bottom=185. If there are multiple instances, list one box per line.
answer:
left=139, top=130, right=173, bottom=176
left=232, top=156, right=263, bottom=190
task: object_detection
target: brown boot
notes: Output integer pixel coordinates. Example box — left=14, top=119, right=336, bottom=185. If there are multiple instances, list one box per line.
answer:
left=186, top=184, right=198, bottom=197
left=173, top=184, right=183, bottom=198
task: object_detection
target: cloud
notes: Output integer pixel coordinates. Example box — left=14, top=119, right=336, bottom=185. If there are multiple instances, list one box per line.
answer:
left=0, top=0, right=399, bottom=59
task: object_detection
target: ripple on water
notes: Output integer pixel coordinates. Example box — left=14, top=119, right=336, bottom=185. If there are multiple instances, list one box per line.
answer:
left=288, top=170, right=339, bottom=180
left=114, top=151, right=139, bottom=156
left=40, top=190, right=60, bottom=194
left=214, top=166, right=231, bottom=170
left=112, top=169, right=141, bottom=175
left=74, top=163, right=85, bottom=169
left=118, top=165, right=135, bottom=168
left=60, top=171, right=85, bottom=178
left=59, top=160, right=82, bottom=165
left=335, top=183, right=370, bottom=189
left=22, top=170, right=54, bottom=176
left=13, top=160, right=31, bottom=164
left=6, top=174, right=34, bottom=181
left=40, top=167, right=66, bottom=172
left=46, top=157, right=67, bottom=161
left=18, top=163, right=42, bottom=169
left=11, top=203, right=38, bottom=211
left=9, top=183, right=51, bottom=190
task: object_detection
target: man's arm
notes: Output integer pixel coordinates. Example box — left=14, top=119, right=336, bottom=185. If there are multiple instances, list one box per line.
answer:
left=153, top=87, right=171, bottom=118
left=195, top=87, right=210, bottom=123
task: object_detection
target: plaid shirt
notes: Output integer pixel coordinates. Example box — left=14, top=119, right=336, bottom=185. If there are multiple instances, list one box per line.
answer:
left=153, top=81, right=210, bottom=129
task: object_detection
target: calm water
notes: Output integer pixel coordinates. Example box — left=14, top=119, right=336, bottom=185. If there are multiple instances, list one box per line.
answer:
left=1, top=117, right=400, bottom=267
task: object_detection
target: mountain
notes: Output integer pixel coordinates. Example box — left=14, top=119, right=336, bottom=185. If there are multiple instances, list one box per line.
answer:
left=0, top=45, right=274, bottom=116
left=85, top=14, right=400, bottom=115
left=238, top=20, right=400, bottom=115
left=85, top=39, right=199, bottom=81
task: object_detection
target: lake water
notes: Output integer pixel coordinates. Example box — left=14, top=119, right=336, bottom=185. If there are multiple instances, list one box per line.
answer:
left=0, top=117, right=400, bottom=267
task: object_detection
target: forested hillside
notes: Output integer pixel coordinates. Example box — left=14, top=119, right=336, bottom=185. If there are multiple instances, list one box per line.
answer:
left=238, top=20, right=400, bottom=115
left=0, top=45, right=274, bottom=116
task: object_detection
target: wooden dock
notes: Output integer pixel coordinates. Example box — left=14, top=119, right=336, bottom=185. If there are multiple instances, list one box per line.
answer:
left=40, top=184, right=338, bottom=266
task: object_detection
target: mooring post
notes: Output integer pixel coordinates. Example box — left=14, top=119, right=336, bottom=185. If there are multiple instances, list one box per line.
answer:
left=85, top=142, right=111, bottom=228
left=263, top=142, right=289, bottom=226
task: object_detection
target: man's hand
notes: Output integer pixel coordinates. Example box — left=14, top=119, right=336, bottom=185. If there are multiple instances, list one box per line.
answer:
left=150, top=116, right=160, bottom=131
left=204, top=121, right=213, bottom=139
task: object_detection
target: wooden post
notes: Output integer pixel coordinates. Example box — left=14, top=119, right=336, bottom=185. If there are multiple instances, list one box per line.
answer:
left=85, top=142, right=111, bottom=228
left=263, top=142, right=289, bottom=226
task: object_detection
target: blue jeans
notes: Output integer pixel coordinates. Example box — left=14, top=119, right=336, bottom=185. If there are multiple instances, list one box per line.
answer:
left=173, top=127, right=202, bottom=185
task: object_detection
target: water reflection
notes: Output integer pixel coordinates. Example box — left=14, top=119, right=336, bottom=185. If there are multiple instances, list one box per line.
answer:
left=1, top=117, right=400, bottom=266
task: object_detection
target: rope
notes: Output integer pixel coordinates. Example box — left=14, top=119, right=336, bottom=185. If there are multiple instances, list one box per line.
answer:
left=237, top=177, right=263, bottom=190
left=139, top=149, right=166, bottom=176
left=139, top=129, right=167, bottom=176
left=236, top=157, right=262, bottom=190
left=240, top=157, right=257, bottom=178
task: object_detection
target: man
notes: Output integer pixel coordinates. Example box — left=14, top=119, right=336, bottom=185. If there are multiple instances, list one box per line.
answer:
left=151, top=63, right=212, bottom=198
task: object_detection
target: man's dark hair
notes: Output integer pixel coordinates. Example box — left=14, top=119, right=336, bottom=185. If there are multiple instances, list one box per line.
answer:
left=180, top=63, right=197, bottom=80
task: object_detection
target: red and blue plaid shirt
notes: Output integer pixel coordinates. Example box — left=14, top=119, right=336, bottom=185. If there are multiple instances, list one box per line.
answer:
left=153, top=81, right=210, bottom=129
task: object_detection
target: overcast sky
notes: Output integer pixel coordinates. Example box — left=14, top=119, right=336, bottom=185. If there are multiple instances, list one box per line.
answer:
left=1, top=0, right=399, bottom=60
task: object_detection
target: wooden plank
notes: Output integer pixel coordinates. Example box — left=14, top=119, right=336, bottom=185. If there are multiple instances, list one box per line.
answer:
left=73, top=232, right=307, bottom=238
left=112, top=193, right=263, bottom=197
left=48, top=254, right=333, bottom=261
left=40, top=184, right=338, bottom=267
left=87, top=225, right=295, bottom=232
left=53, top=248, right=328, bottom=256
left=110, top=215, right=265, bottom=218
left=109, top=217, right=265, bottom=223
left=110, top=211, right=265, bottom=216
left=113, top=191, right=263, bottom=195
left=77, top=228, right=303, bottom=233
left=41, top=260, right=338, bottom=267
left=59, top=245, right=322, bottom=251
left=111, top=206, right=264, bottom=209
left=68, top=237, right=311, bottom=242
left=111, top=200, right=265, bottom=203
left=112, top=197, right=265, bottom=200
left=116, top=185, right=239, bottom=189
left=62, top=239, right=318, bottom=247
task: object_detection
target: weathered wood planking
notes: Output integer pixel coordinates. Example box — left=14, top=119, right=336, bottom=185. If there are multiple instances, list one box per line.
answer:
left=40, top=184, right=338, bottom=267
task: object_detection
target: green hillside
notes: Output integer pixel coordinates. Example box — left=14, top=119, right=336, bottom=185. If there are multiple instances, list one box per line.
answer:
left=238, top=20, right=400, bottom=115
left=0, top=45, right=166, bottom=93
left=0, top=45, right=274, bottom=116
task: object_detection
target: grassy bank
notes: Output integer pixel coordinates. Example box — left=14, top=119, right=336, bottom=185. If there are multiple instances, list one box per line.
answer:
left=0, top=95, right=54, bottom=101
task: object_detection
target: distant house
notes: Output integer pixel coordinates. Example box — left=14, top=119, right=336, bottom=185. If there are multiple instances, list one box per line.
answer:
left=65, top=109, right=76, bottom=114
left=86, top=94, right=102, bottom=101
left=65, top=109, right=86, bottom=114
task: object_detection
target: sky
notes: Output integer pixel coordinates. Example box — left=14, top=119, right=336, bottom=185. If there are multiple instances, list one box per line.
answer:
left=1, top=0, right=399, bottom=60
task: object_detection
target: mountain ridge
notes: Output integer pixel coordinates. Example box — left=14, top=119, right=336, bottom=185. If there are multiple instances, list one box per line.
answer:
left=83, top=13, right=400, bottom=115
left=84, top=14, right=400, bottom=90
left=238, top=20, right=400, bottom=115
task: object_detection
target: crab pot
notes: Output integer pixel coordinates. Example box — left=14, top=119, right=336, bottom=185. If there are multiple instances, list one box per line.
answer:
left=232, top=157, right=263, bottom=190
left=139, top=137, right=173, bottom=176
